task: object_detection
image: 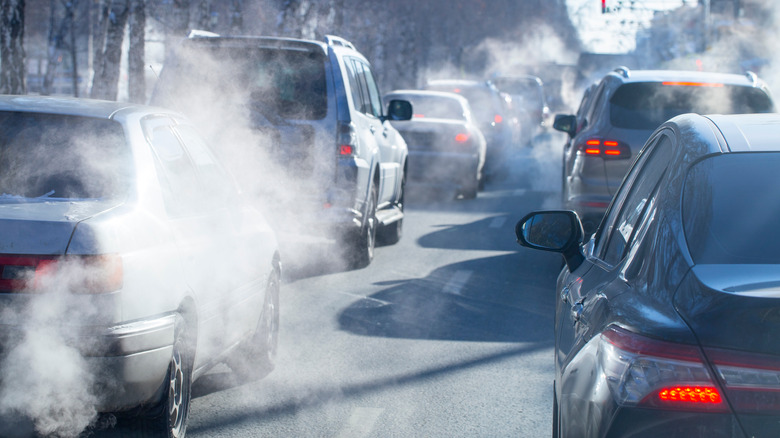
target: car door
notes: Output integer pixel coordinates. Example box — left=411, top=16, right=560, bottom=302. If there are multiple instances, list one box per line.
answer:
left=144, top=116, right=229, bottom=364
left=353, top=59, right=399, bottom=205
left=556, top=132, right=674, bottom=378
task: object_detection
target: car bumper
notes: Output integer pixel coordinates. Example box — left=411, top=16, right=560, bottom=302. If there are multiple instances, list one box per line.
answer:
left=0, top=313, right=176, bottom=413
left=604, top=407, right=744, bottom=438
left=408, top=151, right=479, bottom=187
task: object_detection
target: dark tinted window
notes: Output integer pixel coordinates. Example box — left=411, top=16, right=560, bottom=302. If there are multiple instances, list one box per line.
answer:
left=684, top=153, right=780, bottom=264
left=0, top=112, right=130, bottom=200
left=610, top=82, right=774, bottom=130
left=161, top=44, right=327, bottom=120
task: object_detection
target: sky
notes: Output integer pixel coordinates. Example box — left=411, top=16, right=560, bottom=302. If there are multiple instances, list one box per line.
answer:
left=567, top=0, right=689, bottom=53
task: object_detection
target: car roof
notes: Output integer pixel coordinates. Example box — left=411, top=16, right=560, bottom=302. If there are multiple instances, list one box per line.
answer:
left=426, top=79, right=490, bottom=88
left=0, top=95, right=155, bottom=119
left=705, top=113, right=780, bottom=153
left=184, top=33, right=331, bottom=55
left=386, top=89, right=468, bottom=102
left=608, top=68, right=764, bottom=88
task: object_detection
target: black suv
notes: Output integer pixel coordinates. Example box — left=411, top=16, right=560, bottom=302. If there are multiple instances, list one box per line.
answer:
left=151, top=33, right=412, bottom=268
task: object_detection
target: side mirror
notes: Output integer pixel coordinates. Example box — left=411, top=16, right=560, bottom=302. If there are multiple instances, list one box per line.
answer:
left=553, top=114, right=577, bottom=137
left=515, top=210, right=584, bottom=271
left=386, top=99, right=413, bottom=121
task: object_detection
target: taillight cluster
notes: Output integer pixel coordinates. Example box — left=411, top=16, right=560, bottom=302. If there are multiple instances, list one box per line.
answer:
left=337, top=121, right=358, bottom=157
left=0, top=254, right=123, bottom=294
left=577, top=138, right=630, bottom=158
left=597, top=325, right=780, bottom=414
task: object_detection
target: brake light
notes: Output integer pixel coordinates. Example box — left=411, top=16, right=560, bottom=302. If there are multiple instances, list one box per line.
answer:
left=706, top=347, right=780, bottom=414
left=662, top=81, right=724, bottom=87
left=494, top=115, right=503, bottom=124
left=597, top=326, right=728, bottom=412
left=453, top=88, right=461, bottom=93
left=578, top=139, right=629, bottom=158
left=413, top=113, right=425, bottom=118
left=337, top=121, right=358, bottom=156
left=455, top=133, right=469, bottom=143
left=0, top=254, right=123, bottom=294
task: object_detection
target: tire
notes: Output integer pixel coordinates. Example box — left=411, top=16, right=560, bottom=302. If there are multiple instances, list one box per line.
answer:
left=346, top=183, right=377, bottom=269
left=141, top=316, right=192, bottom=438
left=228, top=267, right=280, bottom=380
left=459, top=176, right=478, bottom=200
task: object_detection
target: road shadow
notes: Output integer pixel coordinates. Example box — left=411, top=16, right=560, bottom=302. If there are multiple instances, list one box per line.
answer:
left=338, top=252, right=559, bottom=343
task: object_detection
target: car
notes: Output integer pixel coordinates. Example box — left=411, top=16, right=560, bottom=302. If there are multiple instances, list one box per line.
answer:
left=383, top=90, right=486, bottom=199
left=424, top=79, right=518, bottom=180
left=151, top=32, right=412, bottom=268
left=515, top=112, right=780, bottom=437
left=0, top=95, right=280, bottom=437
left=491, top=74, right=551, bottom=146
left=553, top=68, right=775, bottom=234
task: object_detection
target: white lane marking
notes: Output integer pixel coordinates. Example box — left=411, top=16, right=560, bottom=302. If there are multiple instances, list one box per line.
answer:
left=337, top=291, right=392, bottom=306
left=442, top=270, right=472, bottom=296
left=336, top=407, right=385, bottom=438
left=489, top=216, right=507, bottom=228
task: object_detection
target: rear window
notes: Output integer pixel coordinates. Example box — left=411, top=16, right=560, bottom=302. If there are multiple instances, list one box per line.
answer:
left=392, top=95, right=466, bottom=120
left=427, top=85, right=498, bottom=125
left=0, top=112, right=130, bottom=200
left=610, top=82, right=774, bottom=130
left=683, top=153, right=780, bottom=264
left=161, top=44, right=327, bottom=121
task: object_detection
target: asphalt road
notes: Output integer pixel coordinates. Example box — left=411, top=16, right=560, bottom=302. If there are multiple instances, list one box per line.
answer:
left=85, top=135, right=566, bottom=438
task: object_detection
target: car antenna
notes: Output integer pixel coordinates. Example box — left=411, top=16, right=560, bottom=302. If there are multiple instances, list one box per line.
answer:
left=147, top=64, right=184, bottom=113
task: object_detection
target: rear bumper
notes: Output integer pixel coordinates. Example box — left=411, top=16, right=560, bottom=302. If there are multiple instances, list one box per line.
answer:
left=408, top=151, right=479, bottom=187
left=0, top=314, right=176, bottom=413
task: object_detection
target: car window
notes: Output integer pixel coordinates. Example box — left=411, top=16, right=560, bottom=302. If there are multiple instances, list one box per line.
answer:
left=610, top=82, right=774, bottom=130
left=345, top=58, right=366, bottom=114
left=392, top=95, right=466, bottom=120
left=361, top=62, right=383, bottom=118
left=0, top=112, right=130, bottom=200
left=145, top=119, right=202, bottom=217
left=596, top=134, right=672, bottom=265
left=684, top=152, right=780, bottom=264
left=174, top=124, right=234, bottom=207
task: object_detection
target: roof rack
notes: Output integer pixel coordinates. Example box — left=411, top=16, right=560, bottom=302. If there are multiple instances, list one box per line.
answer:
left=613, top=66, right=630, bottom=78
left=324, top=35, right=356, bottom=50
left=188, top=29, right=220, bottom=38
left=745, top=70, right=758, bottom=85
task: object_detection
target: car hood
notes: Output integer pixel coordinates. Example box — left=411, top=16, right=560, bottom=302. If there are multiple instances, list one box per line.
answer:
left=674, top=264, right=780, bottom=355
left=0, top=199, right=121, bottom=254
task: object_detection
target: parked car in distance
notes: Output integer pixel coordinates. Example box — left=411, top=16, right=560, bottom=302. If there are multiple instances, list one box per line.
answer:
left=383, top=90, right=486, bottom=199
left=554, top=68, right=775, bottom=233
left=516, top=112, right=780, bottom=437
left=0, top=96, right=280, bottom=437
left=491, top=74, right=550, bottom=146
left=425, top=79, right=517, bottom=180
left=151, top=32, right=411, bottom=268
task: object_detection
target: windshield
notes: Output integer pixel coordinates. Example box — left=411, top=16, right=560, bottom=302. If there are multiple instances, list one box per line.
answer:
left=162, top=44, right=328, bottom=121
left=0, top=112, right=130, bottom=200
left=683, top=153, right=780, bottom=264
left=610, top=82, right=774, bottom=130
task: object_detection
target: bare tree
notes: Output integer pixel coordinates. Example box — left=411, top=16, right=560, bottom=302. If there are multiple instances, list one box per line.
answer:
left=127, top=0, right=145, bottom=103
left=42, top=0, right=79, bottom=96
left=0, top=0, right=26, bottom=94
left=90, top=0, right=129, bottom=100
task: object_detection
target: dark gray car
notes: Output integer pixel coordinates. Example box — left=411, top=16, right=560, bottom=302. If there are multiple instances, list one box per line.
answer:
left=554, top=68, right=774, bottom=233
left=517, top=112, right=780, bottom=437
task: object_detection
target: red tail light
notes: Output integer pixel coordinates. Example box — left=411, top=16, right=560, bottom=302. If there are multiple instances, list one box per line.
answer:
left=455, top=133, right=470, bottom=143
left=337, top=121, right=358, bottom=156
left=578, top=138, right=630, bottom=158
left=598, top=326, right=728, bottom=412
left=494, top=115, right=503, bottom=124
left=413, top=113, right=426, bottom=118
left=0, top=254, right=123, bottom=294
left=662, top=81, right=724, bottom=88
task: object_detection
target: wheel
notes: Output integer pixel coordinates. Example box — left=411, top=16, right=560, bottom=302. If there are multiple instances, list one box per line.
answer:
left=228, top=266, right=280, bottom=380
left=459, top=175, right=478, bottom=200
left=377, top=178, right=404, bottom=246
left=345, top=183, right=377, bottom=269
left=141, top=316, right=192, bottom=438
